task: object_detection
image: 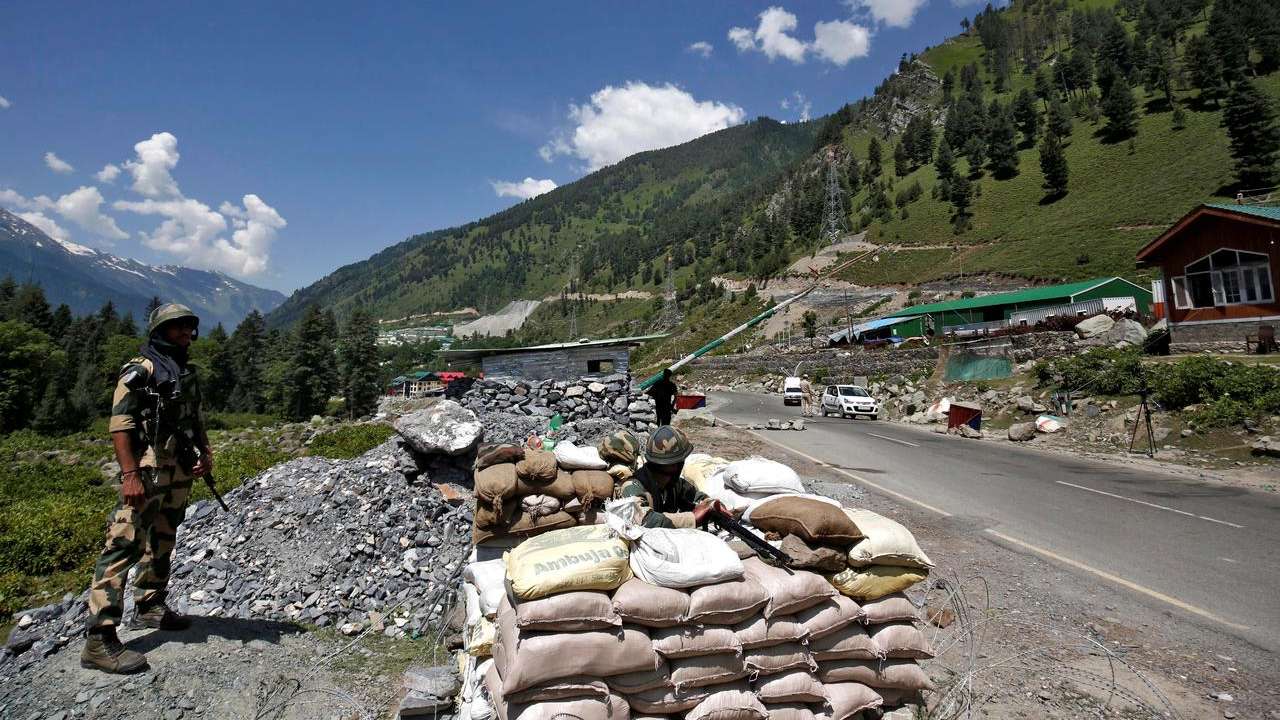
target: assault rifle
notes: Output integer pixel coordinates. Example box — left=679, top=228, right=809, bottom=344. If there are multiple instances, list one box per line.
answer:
left=124, top=371, right=228, bottom=512
left=704, top=508, right=792, bottom=567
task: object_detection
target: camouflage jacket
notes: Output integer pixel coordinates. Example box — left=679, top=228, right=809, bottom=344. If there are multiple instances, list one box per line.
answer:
left=108, top=356, right=204, bottom=473
left=618, top=465, right=708, bottom=529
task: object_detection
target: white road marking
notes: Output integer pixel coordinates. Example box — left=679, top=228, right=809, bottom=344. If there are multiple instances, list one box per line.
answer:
left=715, top=407, right=1252, bottom=636
left=984, top=529, right=1251, bottom=632
left=1055, top=481, right=1245, bottom=529
left=865, top=432, right=920, bottom=448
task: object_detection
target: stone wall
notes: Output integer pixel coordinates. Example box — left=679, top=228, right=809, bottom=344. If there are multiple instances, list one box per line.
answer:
left=1170, top=319, right=1271, bottom=353
left=455, top=374, right=659, bottom=433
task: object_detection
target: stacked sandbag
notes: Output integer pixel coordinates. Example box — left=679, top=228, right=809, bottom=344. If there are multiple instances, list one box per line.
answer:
left=473, top=442, right=619, bottom=544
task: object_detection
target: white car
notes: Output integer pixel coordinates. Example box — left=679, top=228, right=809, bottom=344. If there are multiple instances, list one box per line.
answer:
left=821, top=385, right=880, bottom=420
left=782, top=376, right=804, bottom=406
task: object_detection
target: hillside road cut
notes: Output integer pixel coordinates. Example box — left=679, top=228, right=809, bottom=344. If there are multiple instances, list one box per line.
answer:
left=707, top=390, right=1280, bottom=653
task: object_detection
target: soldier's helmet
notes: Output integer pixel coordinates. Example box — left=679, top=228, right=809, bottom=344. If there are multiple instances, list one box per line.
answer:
left=148, top=303, right=200, bottom=336
left=645, top=425, right=692, bottom=466
left=599, top=430, right=641, bottom=466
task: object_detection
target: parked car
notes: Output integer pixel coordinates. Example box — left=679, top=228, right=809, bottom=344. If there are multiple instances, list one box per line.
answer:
left=782, top=376, right=804, bottom=406
left=821, top=384, right=880, bottom=419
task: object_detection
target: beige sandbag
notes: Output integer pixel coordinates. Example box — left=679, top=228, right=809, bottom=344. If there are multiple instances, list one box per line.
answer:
left=743, top=643, right=815, bottom=677
left=612, top=578, right=690, bottom=627
left=473, top=509, right=577, bottom=545
left=748, top=497, right=863, bottom=547
left=504, top=524, right=631, bottom=600
left=653, top=625, right=743, bottom=658
left=515, top=449, right=558, bottom=483
left=504, top=676, right=611, bottom=704
left=859, top=593, right=920, bottom=625
left=476, top=464, right=519, bottom=507
left=809, top=624, right=881, bottom=662
left=573, top=469, right=616, bottom=504
left=465, top=615, right=496, bottom=657
left=493, top=596, right=656, bottom=694
left=762, top=703, right=816, bottom=720
left=670, top=653, right=749, bottom=690
left=844, top=509, right=933, bottom=569
left=686, top=575, right=770, bottom=624
left=733, top=615, right=809, bottom=650
left=824, top=682, right=883, bottom=720
left=487, top=663, right=620, bottom=720
left=874, top=687, right=926, bottom=707
left=520, top=494, right=561, bottom=519
left=742, top=557, right=836, bottom=618
left=607, top=463, right=634, bottom=482
left=504, top=694, right=626, bottom=720
left=795, top=596, right=862, bottom=640
left=682, top=453, right=730, bottom=490
left=605, top=656, right=671, bottom=694
left=870, top=622, right=935, bottom=659
left=626, top=684, right=718, bottom=714
left=827, top=566, right=927, bottom=601
left=816, top=659, right=934, bottom=691
left=779, top=535, right=848, bottom=573
left=755, top=671, right=827, bottom=704
left=686, top=689, right=768, bottom=720
left=514, top=590, right=620, bottom=631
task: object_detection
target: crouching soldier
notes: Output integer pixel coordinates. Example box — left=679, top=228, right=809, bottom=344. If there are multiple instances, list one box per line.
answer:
left=82, top=304, right=212, bottom=673
left=619, top=425, right=725, bottom=528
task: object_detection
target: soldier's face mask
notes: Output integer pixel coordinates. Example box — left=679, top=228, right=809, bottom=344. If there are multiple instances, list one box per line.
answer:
left=162, top=319, right=199, bottom=346
left=649, top=461, right=684, bottom=485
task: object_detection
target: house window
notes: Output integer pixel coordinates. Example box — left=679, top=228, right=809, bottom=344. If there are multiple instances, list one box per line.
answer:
left=1172, top=248, right=1274, bottom=308
left=587, top=359, right=615, bottom=373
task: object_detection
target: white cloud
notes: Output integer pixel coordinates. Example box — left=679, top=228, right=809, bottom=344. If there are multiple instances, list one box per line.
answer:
left=687, top=41, right=714, bottom=58
left=784, top=91, right=813, bottom=121
left=845, top=0, right=928, bottom=28
left=44, top=152, right=74, bottom=174
left=728, top=27, right=755, bottom=52
left=540, top=82, right=745, bottom=172
left=124, top=132, right=180, bottom=197
left=491, top=177, right=558, bottom=200
left=0, top=96, right=11, bottom=109
left=96, top=163, right=121, bottom=183
left=812, top=20, right=872, bottom=65
left=50, top=186, right=128, bottom=241
left=729, top=7, right=809, bottom=63
left=0, top=188, right=37, bottom=210
left=18, top=212, right=69, bottom=241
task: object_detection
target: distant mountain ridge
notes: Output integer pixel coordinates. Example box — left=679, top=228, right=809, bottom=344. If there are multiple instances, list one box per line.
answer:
left=0, top=208, right=285, bottom=328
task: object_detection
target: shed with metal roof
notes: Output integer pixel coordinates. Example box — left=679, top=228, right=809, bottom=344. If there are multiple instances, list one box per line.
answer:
left=439, top=335, right=666, bottom=381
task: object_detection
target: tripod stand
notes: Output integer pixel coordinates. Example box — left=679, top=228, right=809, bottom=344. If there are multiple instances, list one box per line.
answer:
left=1127, top=390, right=1156, bottom=458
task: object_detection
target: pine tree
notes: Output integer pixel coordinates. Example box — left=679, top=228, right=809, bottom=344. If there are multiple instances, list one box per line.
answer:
left=949, top=175, right=974, bottom=230
left=227, top=310, right=268, bottom=413
left=963, top=135, right=987, bottom=176
left=986, top=102, right=1020, bottom=178
left=865, top=137, right=883, bottom=182
left=1183, top=34, right=1226, bottom=107
left=199, top=324, right=234, bottom=412
left=14, top=284, right=53, bottom=335
left=1172, top=104, right=1187, bottom=130
left=1034, top=68, right=1053, bottom=110
left=0, top=276, right=16, bottom=320
left=1039, top=129, right=1070, bottom=198
left=1102, top=77, right=1138, bottom=140
left=144, top=295, right=163, bottom=322
left=941, top=69, right=956, bottom=104
left=893, top=142, right=911, bottom=177
left=1142, top=38, right=1177, bottom=108
left=282, top=305, right=339, bottom=421
left=1047, top=94, right=1073, bottom=140
left=338, top=308, right=381, bottom=420
left=935, top=138, right=956, bottom=182
left=1222, top=78, right=1280, bottom=189
left=1012, top=89, right=1040, bottom=146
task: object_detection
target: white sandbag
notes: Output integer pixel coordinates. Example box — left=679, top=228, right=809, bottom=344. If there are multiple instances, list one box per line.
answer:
left=692, top=467, right=756, bottom=514
left=555, top=440, right=609, bottom=470
left=606, top=498, right=745, bottom=589
left=463, top=657, right=495, bottom=720
left=463, top=583, right=496, bottom=656
left=464, top=559, right=507, bottom=617
left=721, top=457, right=805, bottom=495
left=843, top=509, right=933, bottom=569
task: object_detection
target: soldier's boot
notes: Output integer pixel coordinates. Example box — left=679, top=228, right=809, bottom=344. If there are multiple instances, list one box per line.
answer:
left=80, top=627, right=148, bottom=674
left=133, top=603, right=192, bottom=631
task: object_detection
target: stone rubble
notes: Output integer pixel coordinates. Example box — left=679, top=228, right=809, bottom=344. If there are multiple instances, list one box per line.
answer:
left=456, top=375, right=658, bottom=432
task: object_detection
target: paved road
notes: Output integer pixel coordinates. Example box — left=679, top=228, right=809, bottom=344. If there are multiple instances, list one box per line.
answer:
left=709, top=391, right=1280, bottom=652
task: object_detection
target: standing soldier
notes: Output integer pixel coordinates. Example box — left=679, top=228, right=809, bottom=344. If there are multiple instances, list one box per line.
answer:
left=647, top=368, right=678, bottom=427
left=81, top=304, right=212, bottom=673
left=799, top=373, right=814, bottom=417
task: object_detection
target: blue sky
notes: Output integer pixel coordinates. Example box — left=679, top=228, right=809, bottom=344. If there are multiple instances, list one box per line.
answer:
left=0, top=1, right=985, bottom=292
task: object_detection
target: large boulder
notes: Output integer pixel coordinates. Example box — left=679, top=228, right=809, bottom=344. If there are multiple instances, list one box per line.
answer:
left=1015, top=395, right=1046, bottom=414
left=394, top=400, right=483, bottom=456
left=1252, top=436, right=1280, bottom=458
left=1075, top=314, right=1115, bottom=339
left=1008, top=422, right=1038, bottom=442
left=1105, top=319, right=1148, bottom=348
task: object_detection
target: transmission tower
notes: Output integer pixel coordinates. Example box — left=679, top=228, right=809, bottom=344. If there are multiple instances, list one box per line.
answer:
left=820, top=148, right=848, bottom=249
left=651, top=252, right=682, bottom=331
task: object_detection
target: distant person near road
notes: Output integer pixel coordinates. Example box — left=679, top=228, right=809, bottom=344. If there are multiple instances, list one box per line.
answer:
left=800, top=374, right=814, bottom=416
left=82, top=304, right=212, bottom=674
left=648, top=368, right=678, bottom=426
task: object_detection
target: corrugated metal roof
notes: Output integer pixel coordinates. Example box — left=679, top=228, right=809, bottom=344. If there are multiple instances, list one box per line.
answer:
left=886, top=278, right=1133, bottom=317
left=1204, top=203, right=1280, bottom=222
left=439, top=333, right=667, bottom=360
left=828, top=315, right=921, bottom=343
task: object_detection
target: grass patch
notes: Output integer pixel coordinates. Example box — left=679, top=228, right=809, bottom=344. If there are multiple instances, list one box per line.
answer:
left=836, top=247, right=959, bottom=285
left=307, top=423, right=397, bottom=460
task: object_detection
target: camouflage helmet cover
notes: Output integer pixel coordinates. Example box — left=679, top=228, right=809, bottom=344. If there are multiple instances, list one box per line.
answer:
left=148, top=303, right=200, bottom=336
left=645, top=425, right=692, bottom=465
left=598, top=430, right=640, bottom=466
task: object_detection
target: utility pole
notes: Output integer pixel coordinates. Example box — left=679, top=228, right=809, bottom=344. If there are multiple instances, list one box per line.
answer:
left=568, top=243, right=581, bottom=340
left=820, top=148, right=848, bottom=253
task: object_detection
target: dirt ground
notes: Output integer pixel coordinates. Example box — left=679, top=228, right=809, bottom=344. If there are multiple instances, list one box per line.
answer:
left=682, top=418, right=1280, bottom=720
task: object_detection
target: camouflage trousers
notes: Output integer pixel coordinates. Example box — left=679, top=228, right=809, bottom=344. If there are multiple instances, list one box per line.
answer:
left=87, top=466, right=192, bottom=630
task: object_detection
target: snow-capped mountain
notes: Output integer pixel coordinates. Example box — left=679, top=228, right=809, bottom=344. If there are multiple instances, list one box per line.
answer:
left=1, top=208, right=285, bottom=329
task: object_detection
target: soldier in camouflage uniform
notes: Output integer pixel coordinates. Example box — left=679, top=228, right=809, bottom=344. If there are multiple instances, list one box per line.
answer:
left=618, top=426, right=725, bottom=528
left=82, top=304, right=212, bottom=673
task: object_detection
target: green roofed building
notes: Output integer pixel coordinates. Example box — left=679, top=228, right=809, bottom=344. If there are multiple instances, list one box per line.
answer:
left=887, top=277, right=1153, bottom=336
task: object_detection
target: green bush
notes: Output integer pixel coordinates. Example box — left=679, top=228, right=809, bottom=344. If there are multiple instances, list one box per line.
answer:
left=1148, top=356, right=1280, bottom=412
left=1039, top=347, right=1145, bottom=396
left=306, top=423, right=396, bottom=460
left=1189, top=397, right=1251, bottom=428
left=0, top=495, right=106, bottom=576
left=198, top=442, right=292, bottom=503
left=203, top=412, right=279, bottom=431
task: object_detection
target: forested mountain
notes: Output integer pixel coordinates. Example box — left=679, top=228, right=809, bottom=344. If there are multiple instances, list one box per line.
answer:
left=0, top=209, right=285, bottom=328
left=274, top=0, right=1280, bottom=330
